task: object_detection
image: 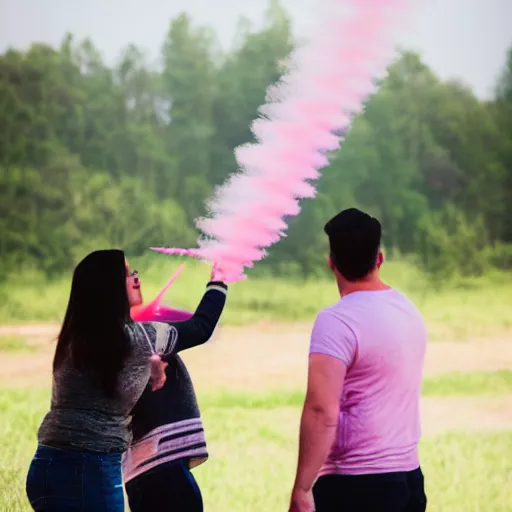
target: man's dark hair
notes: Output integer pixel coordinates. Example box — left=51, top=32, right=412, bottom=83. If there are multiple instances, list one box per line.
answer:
left=324, top=208, right=382, bottom=281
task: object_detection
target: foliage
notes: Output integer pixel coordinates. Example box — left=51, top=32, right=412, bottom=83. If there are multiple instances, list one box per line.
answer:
left=0, top=0, right=511, bottom=281
left=416, top=205, right=489, bottom=285
left=485, top=243, right=512, bottom=270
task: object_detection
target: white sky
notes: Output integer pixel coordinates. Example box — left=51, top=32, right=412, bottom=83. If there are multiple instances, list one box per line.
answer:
left=1, top=0, right=511, bottom=99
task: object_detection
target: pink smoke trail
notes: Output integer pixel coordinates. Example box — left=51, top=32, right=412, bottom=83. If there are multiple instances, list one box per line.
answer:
left=153, top=0, right=413, bottom=283
left=131, top=264, right=194, bottom=322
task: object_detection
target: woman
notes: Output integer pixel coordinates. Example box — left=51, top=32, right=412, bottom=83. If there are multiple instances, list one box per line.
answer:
left=25, top=249, right=166, bottom=512
left=123, top=273, right=228, bottom=512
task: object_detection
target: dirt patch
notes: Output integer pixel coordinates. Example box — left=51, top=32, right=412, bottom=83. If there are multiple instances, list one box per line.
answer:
left=184, top=327, right=512, bottom=392
left=421, top=396, right=512, bottom=435
left=0, top=351, right=54, bottom=387
left=0, top=324, right=59, bottom=338
left=0, top=323, right=511, bottom=390
left=0, top=324, right=511, bottom=435
left=424, top=339, right=512, bottom=376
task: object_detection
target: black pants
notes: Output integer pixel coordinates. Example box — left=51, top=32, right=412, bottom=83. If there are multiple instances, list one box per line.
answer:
left=125, top=459, right=203, bottom=512
left=313, top=467, right=427, bottom=512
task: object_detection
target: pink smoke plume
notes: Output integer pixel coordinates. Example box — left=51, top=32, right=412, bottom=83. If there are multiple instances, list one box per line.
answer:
left=152, top=0, right=412, bottom=282
left=131, top=264, right=193, bottom=323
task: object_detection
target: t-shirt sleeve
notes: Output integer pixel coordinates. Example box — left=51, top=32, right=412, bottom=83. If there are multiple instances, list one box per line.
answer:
left=309, top=310, right=357, bottom=367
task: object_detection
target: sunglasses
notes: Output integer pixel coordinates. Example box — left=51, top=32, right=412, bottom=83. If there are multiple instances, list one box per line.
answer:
left=129, top=269, right=139, bottom=277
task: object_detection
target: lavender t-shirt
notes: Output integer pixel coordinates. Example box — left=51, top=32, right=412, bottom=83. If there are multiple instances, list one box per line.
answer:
left=310, top=289, right=427, bottom=476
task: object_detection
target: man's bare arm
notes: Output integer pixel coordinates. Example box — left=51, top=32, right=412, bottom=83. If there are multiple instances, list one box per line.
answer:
left=292, top=353, right=346, bottom=492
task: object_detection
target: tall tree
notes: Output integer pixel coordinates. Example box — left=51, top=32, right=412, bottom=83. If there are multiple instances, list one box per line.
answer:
left=493, top=47, right=512, bottom=242
left=210, top=0, right=294, bottom=188
left=161, top=13, right=217, bottom=221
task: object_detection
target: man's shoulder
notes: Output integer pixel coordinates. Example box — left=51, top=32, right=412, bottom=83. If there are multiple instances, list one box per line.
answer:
left=387, top=289, right=425, bottom=321
left=318, top=298, right=356, bottom=321
left=315, top=302, right=355, bottom=331
left=319, top=298, right=345, bottom=314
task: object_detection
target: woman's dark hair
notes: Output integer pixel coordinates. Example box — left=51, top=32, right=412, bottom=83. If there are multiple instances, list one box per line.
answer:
left=53, top=249, right=132, bottom=398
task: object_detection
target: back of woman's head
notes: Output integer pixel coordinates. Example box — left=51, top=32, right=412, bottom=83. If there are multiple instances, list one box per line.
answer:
left=54, top=249, right=132, bottom=398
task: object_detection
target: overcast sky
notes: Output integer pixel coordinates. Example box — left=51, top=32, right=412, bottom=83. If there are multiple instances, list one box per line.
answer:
left=1, top=0, right=511, bottom=99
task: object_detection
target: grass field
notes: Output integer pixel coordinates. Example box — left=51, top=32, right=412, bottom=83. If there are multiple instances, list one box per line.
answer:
left=1, top=258, right=512, bottom=340
left=0, top=263, right=511, bottom=511
left=1, top=377, right=511, bottom=512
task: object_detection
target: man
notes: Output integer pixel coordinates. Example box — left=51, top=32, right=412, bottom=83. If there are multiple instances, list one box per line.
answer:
left=123, top=272, right=228, bottom=512
left=289, top=208, right=428, bottom=512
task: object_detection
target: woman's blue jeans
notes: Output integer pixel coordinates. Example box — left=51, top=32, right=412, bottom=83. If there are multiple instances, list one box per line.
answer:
left=26, top=444, right=124, bottom=511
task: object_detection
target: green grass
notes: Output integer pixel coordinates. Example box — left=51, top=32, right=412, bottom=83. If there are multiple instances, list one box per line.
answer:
left=0, top=335, right=32, bottom=353
left=422, top=370, right=512, bottom=396
left=0, top=369, right=510, bottom=413
left=193, top=370, right=512, bottom=409
left=1, top=257, right=512, bottom=340
left=1, top=373, right=511, bottom=512
left=1, top=256, right=510, bottom=510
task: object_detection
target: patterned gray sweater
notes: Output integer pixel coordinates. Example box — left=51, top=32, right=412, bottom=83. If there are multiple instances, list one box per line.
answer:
left=37, top=322, right=161, bottom=453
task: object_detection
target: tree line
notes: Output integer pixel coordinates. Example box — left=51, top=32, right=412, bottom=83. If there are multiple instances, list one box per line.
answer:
left=1, top=0, right=511, bottom=281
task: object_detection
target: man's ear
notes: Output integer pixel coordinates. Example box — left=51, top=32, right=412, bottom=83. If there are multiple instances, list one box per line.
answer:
left=327, top=254, right=334, bottom=271
left=377, top=250, right=384, bottom=269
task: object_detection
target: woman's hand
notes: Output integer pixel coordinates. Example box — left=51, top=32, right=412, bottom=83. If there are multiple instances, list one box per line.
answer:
left=211, top=262, right=223, bottom=282
left=149, top=353, right=167, bottom=391
left=211, top=261, right=239, bottom=283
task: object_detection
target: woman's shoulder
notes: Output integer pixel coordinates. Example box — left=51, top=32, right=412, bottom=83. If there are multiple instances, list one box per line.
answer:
left=128, top=321, right=174, bottom=354
left=126, top=321, right=163, bottom=337
left=125, top=322, right=155, bottom=355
